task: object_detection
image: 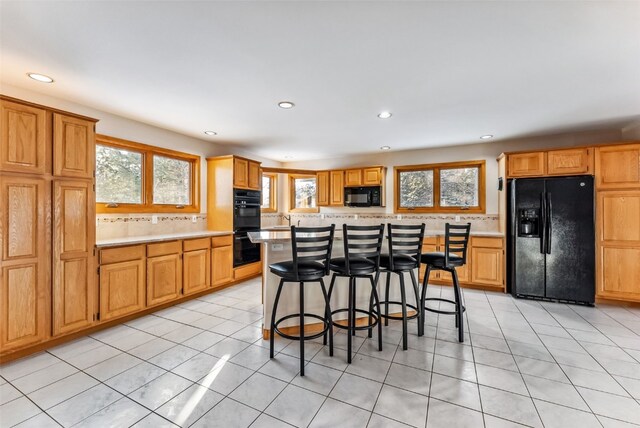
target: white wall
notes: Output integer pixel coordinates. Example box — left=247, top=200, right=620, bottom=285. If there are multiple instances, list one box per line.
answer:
left=282, top=129, right=623, bottom=214
left=622, top=121, right=640, bottom=140
left=1, top=84, right=282, bottom=212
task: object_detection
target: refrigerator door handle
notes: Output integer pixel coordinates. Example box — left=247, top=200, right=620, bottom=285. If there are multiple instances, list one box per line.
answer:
left=546, top=192, right=552, bottom=254
left=540, top=192, right=547, bottom=254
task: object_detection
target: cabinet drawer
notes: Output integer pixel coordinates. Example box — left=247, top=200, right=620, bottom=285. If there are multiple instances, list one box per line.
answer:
left=212, top=234, right=233, bottom=248
left=183, top=237, right=210, bottom=252
left=100, top=245, right=145, bottom=264
left=147, top=240, right=181, bottom=257
left=234, top=261, right=261, bottom=280
left=471, top=237, right=503, bottom=248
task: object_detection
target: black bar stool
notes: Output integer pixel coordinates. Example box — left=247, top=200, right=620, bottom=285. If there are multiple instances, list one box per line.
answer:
left=269, top=225, right=335, bottom=376
left=327, top=224, right=385, bottom=363
left=419, top=223, right=471, bottom=342
left=376, top=223, right=425, bottom=350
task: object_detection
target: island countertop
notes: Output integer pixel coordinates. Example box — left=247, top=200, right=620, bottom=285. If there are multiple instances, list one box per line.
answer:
left=96, top=230, right=233, bottom=248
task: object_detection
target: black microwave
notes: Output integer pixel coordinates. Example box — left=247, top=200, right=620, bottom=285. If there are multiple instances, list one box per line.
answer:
left=344, top=186, right=382, bottom=207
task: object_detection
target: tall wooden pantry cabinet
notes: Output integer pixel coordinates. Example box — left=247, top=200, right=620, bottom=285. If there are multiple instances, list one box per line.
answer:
left=0, top=95, right=98, bottom=355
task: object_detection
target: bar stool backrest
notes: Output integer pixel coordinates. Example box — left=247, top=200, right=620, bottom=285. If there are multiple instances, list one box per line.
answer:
left=290, top=225, right=336, bottom=278
left=342, top=224, right=385, bottom=275
left=444, top=223, right=471, bottom=267
left=386, top=223, right=426, bottom=270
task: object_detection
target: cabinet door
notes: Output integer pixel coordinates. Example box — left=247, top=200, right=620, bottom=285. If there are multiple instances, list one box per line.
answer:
left=363, top=167, right=382, bottom=186
left=53, top=180, right=95, bottom=335
left=508, top=152, right=546, bottom=177
left=599, top=247, right=640, bottom=302
left=345, top=169, right=362, bottom=186
left=0, top=176, right=49, bottom=352
left=99, top=259, right=145, bottom=321
left=53, top=114, right=95, bottom=178
left=183, top=249, right=211, bottom=295
left=233, top=158, right=249, bottom=189
left=0, top=100, right=48, bottom=174
left=316, top=171, right=330, bottom=206
left=248, top=161, right=261, bottom=190
left=330, top=170, right=345, bottom=206
left=147, top=254, right=182, bottom=306
left=212, top=245, right=233, bottom=287
left=595, top=144, right=640, bottom=190
left=547, top=148, right=592, bottom=176
left=471, top=247, right=503, bottom=287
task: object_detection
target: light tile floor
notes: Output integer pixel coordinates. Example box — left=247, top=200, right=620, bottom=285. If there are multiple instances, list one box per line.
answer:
left=2, top=278, right=640, bottom=427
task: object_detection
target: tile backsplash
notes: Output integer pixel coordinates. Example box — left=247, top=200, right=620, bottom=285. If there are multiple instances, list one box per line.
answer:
left=97, top=212, right=499, bottom=241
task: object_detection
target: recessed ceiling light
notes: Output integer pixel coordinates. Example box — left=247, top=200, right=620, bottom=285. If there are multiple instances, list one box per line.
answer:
left=380, top=146, right=391, bottom=150
left=377, top=111, right=392, bottom=119
left=278, top=101, right=295, bottom=109
left=480, top=134, right=494, bottom=140
left=27, top=73, right=54, bottom=83
left=284, top=155, right=293, bottom=159
left=204, top=131, right=217, bottom=136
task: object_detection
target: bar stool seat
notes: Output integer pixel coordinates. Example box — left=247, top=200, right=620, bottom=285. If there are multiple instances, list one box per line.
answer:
left=421, top=252, right=463, bottom=267
left=270, top=261, right=326, bottom=280
left=329, top=257, right=376, bottom=274
left=378, top=254, right=419, bottom=270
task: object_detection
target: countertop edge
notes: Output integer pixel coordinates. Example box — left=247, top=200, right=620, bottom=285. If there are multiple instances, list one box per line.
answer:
left=96, top=231, right=234, bottom=248
left=249, top=230, right=504, bottom=243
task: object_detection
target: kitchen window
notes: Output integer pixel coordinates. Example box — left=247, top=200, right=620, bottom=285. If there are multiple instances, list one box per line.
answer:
left=395, top=160, right=485, bottom=213
left=96, top=134, right=200, bottom=213
left=289, top=174, right=318, bottom=212
left=261, top=173, right=277, bottom=212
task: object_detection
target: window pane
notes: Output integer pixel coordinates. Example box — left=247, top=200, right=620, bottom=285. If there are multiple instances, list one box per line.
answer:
left=440, top=167, right=479, bottom=207
left=96, top=145, right=143, bottom=204
left=399, top=170, right=433, bottom=207
left=294, top=177, right=316, bottom=209
left=261, top=175, right=271, bottom=209
left=153, top=155, right=191, bottom=205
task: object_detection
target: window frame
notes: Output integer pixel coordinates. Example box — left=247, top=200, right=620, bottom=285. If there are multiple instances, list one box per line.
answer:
left=289, top=173, right=319, bottom=213
left=96, top=134, right=200, bottom=214
left=261, top=172, right=278, bottom=213
left=394, top=160, right=486, bottom=214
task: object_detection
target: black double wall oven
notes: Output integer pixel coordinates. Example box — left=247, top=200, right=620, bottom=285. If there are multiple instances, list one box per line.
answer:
left=233, top=189, right=261, bottom=267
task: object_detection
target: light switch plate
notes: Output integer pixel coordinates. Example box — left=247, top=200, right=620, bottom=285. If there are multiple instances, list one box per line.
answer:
left=191, top=215, right=197, bottom=223
left=455, top=215, right=461, bottom=222
left=152, top=215, right=158, bottom=224
left=272, top=243, right=284, bottom=251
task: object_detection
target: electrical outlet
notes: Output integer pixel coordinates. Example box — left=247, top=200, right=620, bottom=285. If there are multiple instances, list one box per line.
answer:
left=151, top=215, right=158, bottom=224
left=321, top=214, right=325, bottom=219
left=397, top=214, right=402, bottom=220
left=455, top=215, right=461, bottom=222
left=272, top=243, right=284, bottom=251
left=191, top=215, right=198, bottom=223
left=354, top=214, right=358, bottom=220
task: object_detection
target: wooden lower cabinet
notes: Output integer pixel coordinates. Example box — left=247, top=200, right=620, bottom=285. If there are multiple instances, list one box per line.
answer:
left=147, top=254, right=182, bottom=306
left=183, top=249, right=211, bottom=295
left=100, top=259, right=145, bottom=321
left=471, top=247, right=503, bottom=287
left=598, top=246, right=640, bottom=301
left=0, top=175, right=50, bottom=352
left=212, top=246, right=234, bottom=287
left=53, top=180, right=95, bottom=336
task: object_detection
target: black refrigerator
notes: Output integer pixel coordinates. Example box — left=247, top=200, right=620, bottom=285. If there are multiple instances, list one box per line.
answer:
left=508, top=176, right=595, bottom=305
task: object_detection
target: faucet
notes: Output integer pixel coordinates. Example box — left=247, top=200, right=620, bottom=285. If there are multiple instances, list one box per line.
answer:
left=283, top=215, right=291, bottom=226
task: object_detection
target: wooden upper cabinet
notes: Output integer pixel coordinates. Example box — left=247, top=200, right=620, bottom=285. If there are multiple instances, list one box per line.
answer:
left=0, top=176, right=50, bottom=352
left=330, top=170, right=345, bottom=206
left=52, top=180, right=95, bottom=336
left=595, top=144, right=640, bottom=190
left=508, top=152, right=546, bottom=177
left=363, top=167, right=383, bottom=186
left=53, top=113, right=95, bottom=179
left=547, top=148, right=592, bottom=176
left=0, top=100, right=49, bottom=175
left=345, top=169, right=362, bottom=186
left=316, top=171, right=330, bottom=206
left=233, top=157, right=249, bottom=188
left=248, top=161, right=260, bottom=190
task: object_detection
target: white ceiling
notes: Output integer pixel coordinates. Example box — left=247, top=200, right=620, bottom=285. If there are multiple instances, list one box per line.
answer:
left=1, top=1, right=639, bottom=161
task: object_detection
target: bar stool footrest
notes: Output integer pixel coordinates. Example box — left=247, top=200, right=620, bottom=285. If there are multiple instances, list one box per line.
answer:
left=273, top=313, right=330, bottom=341
left=423, top=297, right=466, bottom=316
left=330, top=308, right=379, bottom=331
left=374, top=301, right=420, bottom=321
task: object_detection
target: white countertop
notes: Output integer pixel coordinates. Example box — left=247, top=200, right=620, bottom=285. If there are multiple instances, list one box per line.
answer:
left=249, top=229, right=503, bottom=243
left=96, top=230, right=233, bottom=248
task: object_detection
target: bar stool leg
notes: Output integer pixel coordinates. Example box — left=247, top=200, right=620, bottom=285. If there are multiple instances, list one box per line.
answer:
left=319, top=278, right=333, bottom=356
left=399, top=272, right=408, bottom=351
left=325, top=273, right=338, bottom=346
left=384, top=272, right=391, bottom=326
left=368, top=278, right=374, bottom=339
left=409, top=269, right=421, bottom=337
left=299, top=281, right=305, bottom=376
left=270, top=279, right=285, bottom=358
left=348, top=277, right=355, bottom=364
left=351, top=278, right=357, bottom=337
left=369, top=275, right=383, bottom=351
left=419, top=266, right=432, bottom=337
left=452, top=269, right=464, bottom=343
